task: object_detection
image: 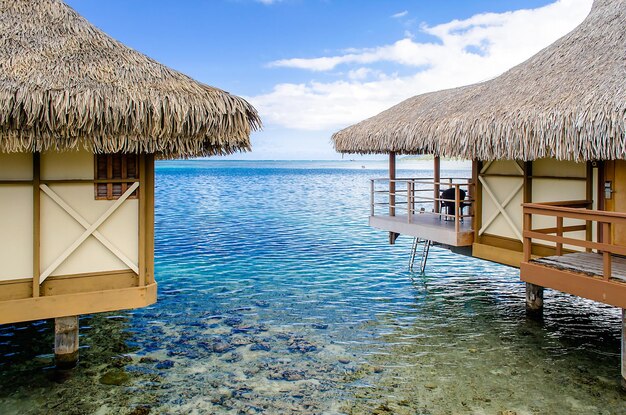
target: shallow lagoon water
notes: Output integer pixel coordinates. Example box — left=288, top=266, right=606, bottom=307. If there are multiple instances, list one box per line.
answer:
left=0, top=160, right=624, bottom=414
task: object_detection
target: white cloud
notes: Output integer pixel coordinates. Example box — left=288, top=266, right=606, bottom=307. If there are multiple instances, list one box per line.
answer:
left=251, top=0, right=593, bottom=131
left=347, top=67, right=382, bottom=81
left=392, top=10, right=408, bottom=19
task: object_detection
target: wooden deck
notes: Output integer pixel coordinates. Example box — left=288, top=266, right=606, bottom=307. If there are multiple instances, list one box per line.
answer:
left=369, top=214, right=474, bottom=247
left=521, top=252, right=626, bottom=308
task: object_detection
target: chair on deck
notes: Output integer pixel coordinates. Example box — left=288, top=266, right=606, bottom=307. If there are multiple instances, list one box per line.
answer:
left=440, top=187, right=469, bottom=221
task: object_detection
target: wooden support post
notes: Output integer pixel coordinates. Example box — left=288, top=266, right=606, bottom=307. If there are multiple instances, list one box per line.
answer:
left=389, top=152, right=396, bottom=217
left=622, top=309, right=626, bottom=391
left=525, top=283, right=544, bottom=313
left=597, top=161, right=605, bottom=243
left=434, top=156, right=441, bottom=214
left=55, top=316, right=79, bottom=369
left=523, top=161, right=544, bottom=315
left=473, top=160, right=482, bottom=243
left=389, top=152, right=397, bottom=244
left=523, top=161, right=532, bottom=204
left=145, top=154, right=155, bottom=285
left=138, top=155, right=147, bottom=287
left=585, top=162, right=593, bottom=250
left=33, top=152, right=40, bottom=297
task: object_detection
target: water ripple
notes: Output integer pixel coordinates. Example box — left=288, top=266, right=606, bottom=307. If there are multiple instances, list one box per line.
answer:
left=0, top=161, right=623, bottom=414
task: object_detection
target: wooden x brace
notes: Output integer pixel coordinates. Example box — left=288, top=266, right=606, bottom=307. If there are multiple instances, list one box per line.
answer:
left=478, top=161, right=524, bottom=241
left=38, top=182, right=140, bottom=284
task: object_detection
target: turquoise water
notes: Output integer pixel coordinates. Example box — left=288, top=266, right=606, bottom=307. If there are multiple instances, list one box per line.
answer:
left=0, top=160, right=624, bottom=414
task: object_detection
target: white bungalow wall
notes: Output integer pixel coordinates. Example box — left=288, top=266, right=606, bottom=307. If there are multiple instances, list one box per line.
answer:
left=0, top=150, right=138, bottom=282
left=481, top=159, right=587, bottom=245
left=0, top=153, right=34, bottom=280
left=40, top=150, right=138, bottom=278
left=480, top=160, right=524, bottom=241
left=531, top=159, right=588, bottom=249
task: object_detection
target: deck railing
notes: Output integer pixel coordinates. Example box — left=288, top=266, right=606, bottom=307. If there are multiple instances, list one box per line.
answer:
left=522, top=200, right=626, bottom=280
left=370, top=177, right=475, bottom=233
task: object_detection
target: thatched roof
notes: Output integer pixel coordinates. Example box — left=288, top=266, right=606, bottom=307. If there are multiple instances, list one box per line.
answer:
left=0, top=0, right=261, bottom=158
left=332, top=0, right=625, bottom=161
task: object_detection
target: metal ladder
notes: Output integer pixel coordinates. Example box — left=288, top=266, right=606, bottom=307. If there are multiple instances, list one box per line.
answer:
left=409, top=238, right=431, bottom=273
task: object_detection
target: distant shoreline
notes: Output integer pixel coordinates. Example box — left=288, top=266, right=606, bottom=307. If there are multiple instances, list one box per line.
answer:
left=156, top=159, right=471, bottom=171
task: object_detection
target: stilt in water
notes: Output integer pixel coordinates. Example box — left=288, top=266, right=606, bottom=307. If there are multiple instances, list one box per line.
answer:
left=525, top=283, right=543, bottom=314
left=55, top=316, right=79, bottom=369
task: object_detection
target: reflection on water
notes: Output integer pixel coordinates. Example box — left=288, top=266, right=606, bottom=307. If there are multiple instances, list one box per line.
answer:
left=0, top=161, right=623, bottom=414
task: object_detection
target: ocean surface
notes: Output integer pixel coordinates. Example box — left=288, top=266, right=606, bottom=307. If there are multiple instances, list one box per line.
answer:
left=0, top=160, right=624, bottom=415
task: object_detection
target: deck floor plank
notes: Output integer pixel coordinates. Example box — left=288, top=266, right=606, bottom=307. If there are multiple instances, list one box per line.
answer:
left=532, top=252, right=626, bottom=283
left=370, top=213, right=473, bottom=246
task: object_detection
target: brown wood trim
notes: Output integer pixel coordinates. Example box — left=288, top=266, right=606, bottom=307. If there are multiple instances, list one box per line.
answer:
left=0, top=279, right=32, bottom=302
left=521, top=262, right=626, bottom=308
left=473, top=243, right=527, bottom=268
left=0, top=283, right=157, bottom=325
left=529, top=175, right=586, bottom=181
left=42, top=271, right=138, bottom=297
left=480, top=174, right=584, bottom=180
left=526, top=200, right=592, bottom=207
left=33, top=152, right=40, bottom=298
left=0, top=180, right=34, bottom=185
left=523, top=204, right=626, bottom=222
left=0, top=270, right=138, bottom=301
left=145, top=154, right=155, bottom=285
left=479, top=173, right=524, bottom=178
left=585, top=161, right=593, bottom=245
left=477, top=233, right=522, bottom=251
left=477, top=233, right=564, bottom=258
left=524, top=230, right=626, bottom=256
left=523, top=161, right=532, bottom=204
left=532, top=224, right=587, bottom=234
left=41, top=179, right=140, bottom=185
left=473, top=160, right=482, bottom=243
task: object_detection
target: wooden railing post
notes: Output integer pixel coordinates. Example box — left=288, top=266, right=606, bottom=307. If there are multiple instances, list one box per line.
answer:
left=370, top=180, right=375, bottom=216
left=433, top=156, right=440, bottom=214
left=603, top=222, right=612, bottom=280
left=407, top=181, right=413, bottom=223
left=389, top=153, right=396, bottom=217
left=622, top=309, right=626, bottom=391
left=454, top=184, right=460, bottom=233
left=523, top=211, right=532, bottom=262
left=411, top=181, right=415, bottom=218
left=556, top=216, right=563, bottom=256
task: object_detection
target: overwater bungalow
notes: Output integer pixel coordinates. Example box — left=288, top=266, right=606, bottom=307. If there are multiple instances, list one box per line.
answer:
left=0, top=0, right=260, bottom=366
left=332, top=0, right=625, bottom=386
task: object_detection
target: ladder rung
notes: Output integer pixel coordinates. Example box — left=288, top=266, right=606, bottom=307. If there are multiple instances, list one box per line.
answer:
left=409, top=238, right=431, bottom=273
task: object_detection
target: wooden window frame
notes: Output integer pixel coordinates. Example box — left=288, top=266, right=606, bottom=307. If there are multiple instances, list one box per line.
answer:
left=94, top=154, right=140, bottom=200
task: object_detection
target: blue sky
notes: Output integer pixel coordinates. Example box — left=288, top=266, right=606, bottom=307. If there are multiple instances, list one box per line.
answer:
left=65, top=0, right=592, bottom=160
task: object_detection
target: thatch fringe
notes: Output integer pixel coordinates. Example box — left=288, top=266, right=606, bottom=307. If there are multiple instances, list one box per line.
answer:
left=332, top=0, right=625, bottom=162
left=0, top=0, right=261, bottom=158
